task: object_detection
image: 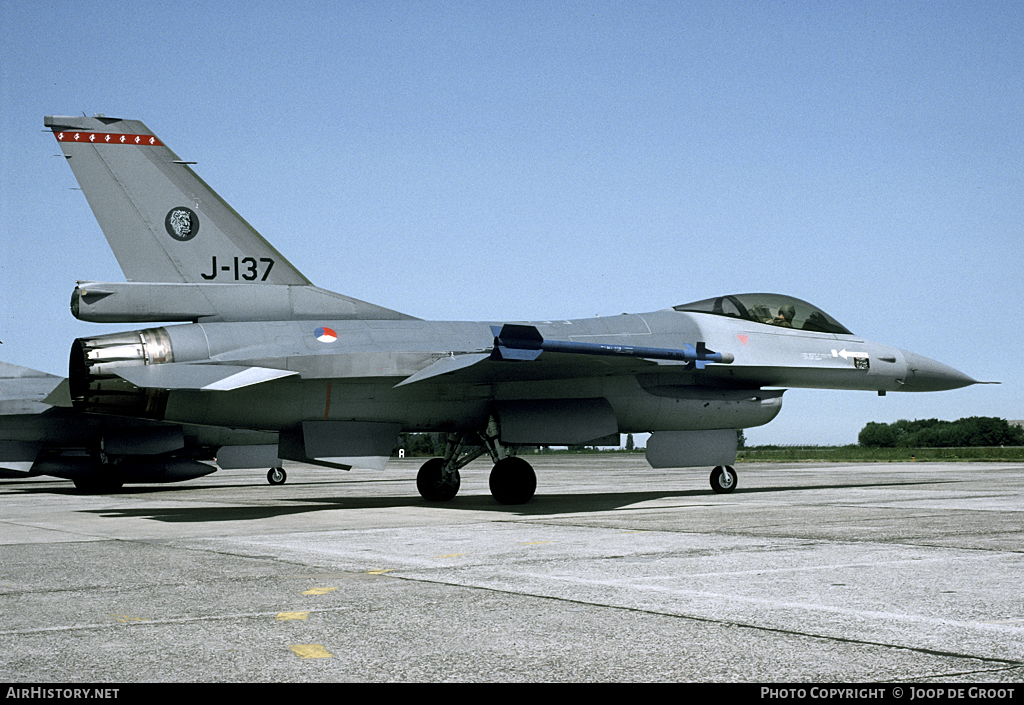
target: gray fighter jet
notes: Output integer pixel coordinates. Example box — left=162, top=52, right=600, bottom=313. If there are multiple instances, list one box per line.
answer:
left=44, top=115, right=984, bottom=503
left=0, top=359, right=278, bottom=491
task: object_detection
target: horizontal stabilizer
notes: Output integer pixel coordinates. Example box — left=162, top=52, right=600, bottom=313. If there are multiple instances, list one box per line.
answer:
left=41, top=379, right=73, bottom=408
left=113, top=364, right=296, bottom=391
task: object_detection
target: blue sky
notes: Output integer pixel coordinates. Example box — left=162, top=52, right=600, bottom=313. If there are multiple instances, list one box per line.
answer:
left=1, top=1, right=1021, bottom=445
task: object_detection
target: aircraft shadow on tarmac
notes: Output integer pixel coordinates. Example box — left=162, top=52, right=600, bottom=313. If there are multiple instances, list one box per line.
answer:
left=52, top=478, right=965, bottom=524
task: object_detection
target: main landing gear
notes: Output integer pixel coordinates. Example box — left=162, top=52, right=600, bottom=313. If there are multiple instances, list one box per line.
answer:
left=267, top=467, right=287, bottom=485
left=710, top=465, right=737, bottom=494
left=416, top=416, right=536, bottom=505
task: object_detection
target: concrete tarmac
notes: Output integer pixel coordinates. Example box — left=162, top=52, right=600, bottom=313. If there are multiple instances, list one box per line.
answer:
left=1, top=456, right=1022, bottom=683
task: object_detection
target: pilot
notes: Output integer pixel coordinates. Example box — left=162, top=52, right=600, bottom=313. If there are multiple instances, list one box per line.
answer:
left=773, top=304, right=795, bottom=327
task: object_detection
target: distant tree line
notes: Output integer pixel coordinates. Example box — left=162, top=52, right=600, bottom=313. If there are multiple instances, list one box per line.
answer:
left=858, top=417, right=1023, bottom=448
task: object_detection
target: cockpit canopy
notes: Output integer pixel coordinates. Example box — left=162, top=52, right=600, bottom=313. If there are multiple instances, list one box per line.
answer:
left=673, top=293, right=853, bottom=335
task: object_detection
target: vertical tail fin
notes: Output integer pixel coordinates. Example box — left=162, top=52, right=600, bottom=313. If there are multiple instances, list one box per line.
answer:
left=45, top=115, right=310, bottom=286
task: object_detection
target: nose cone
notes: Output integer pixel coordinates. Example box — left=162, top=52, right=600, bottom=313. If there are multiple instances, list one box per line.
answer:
left=900, top=350, right=980, bottom=391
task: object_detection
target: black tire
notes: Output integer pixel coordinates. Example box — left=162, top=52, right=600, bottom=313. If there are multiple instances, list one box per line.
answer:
left=417, top=457, right=460, bottom=502
left=710, top=465, right=737, bottom=494
left=267, top=467, right=287, bottom=485
left=489, top=457, right=537, bottom=505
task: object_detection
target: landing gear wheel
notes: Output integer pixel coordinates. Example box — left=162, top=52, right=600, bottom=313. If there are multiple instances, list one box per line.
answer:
left=267, top=467, right=287, bottom=485
left=417, top=457, right=461, bottom=502
left=489, top=456, right=537, bottom=505
left=710, top=465, right=737, bottom=494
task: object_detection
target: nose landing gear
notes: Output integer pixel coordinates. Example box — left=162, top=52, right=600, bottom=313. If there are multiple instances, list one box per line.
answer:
left=710, top=465, right=737, bottom=494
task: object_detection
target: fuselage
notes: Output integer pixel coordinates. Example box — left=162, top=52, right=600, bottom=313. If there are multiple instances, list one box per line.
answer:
left=70, top=298, right=975, bottom=442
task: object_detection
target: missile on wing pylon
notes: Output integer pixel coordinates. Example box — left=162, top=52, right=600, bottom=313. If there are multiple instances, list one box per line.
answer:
left=490, top=324, right=734, bottom=368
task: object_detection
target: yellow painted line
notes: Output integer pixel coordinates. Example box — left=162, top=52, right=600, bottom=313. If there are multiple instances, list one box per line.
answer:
left=276, top=611, right=309, bottom=621
left=290, top=644, right=332, bottom=659
left=433, top=553, right=467, bottom=559
left=366, top=569, right=394, bottom=575
left=302, top=587, right=338, bottom=595
left=111, top=614, right=148, bottom=623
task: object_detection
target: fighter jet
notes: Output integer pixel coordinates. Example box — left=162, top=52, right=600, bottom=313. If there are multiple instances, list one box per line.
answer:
left=0, top=359, right=279, bottom=491
left=44, top=114, right=983, bottom=504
